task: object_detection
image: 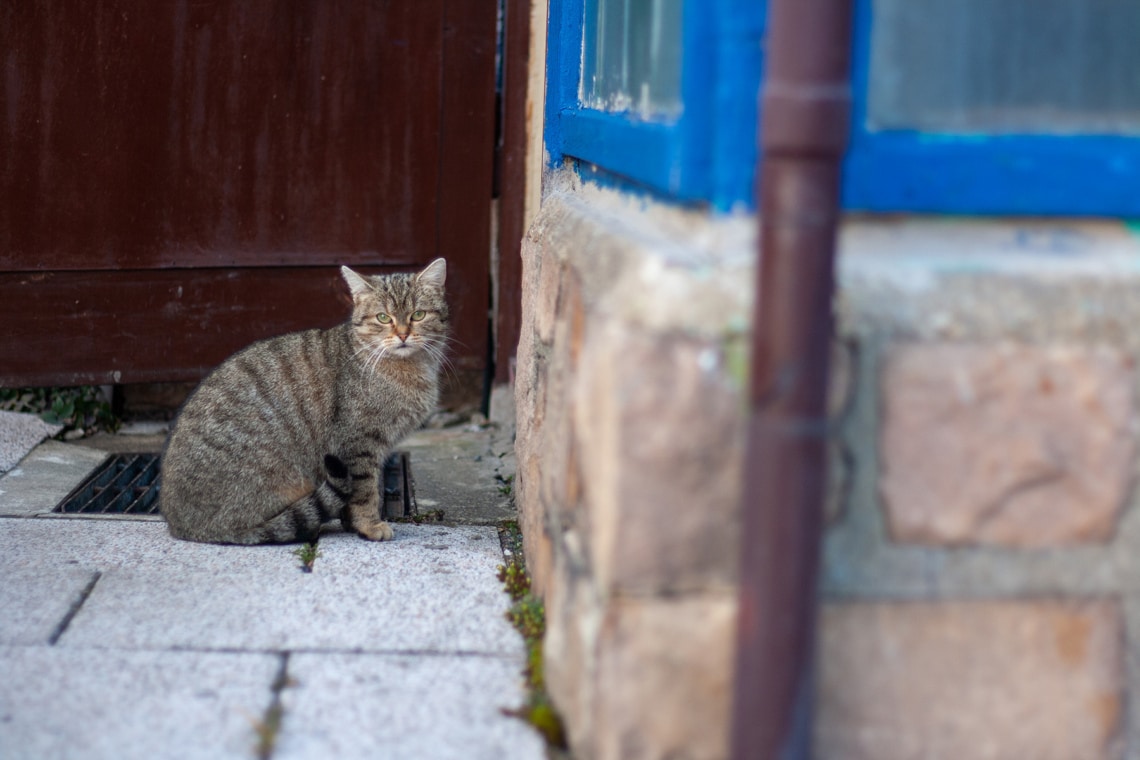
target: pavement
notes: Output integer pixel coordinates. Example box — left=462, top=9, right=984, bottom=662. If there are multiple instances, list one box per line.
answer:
left=0, top=407, right=545, bottom=760
left=0, top=409, right=62, bottom=474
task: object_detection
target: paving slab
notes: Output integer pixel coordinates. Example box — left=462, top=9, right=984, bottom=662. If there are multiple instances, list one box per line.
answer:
left=0, top=518, right=302, bottom=574
left=0, top=423, right=544, bottom=759
left=57, top=525, right=521, bottom=655
left=0, top=565, right=97, bottom=645
left=277, top=652, right=544, bottom=760
left=0, top=646, right=279, bottom=760
left=0, top=441, right=108, bottom=516
left=403, top=427, right=515, bottom=524
left=0, top=410, right=62, bottom=474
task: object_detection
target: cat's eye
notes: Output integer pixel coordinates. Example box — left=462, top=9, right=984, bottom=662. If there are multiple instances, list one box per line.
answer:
left=376, top=313, right=392, bottom=324
left=411, top=310, right=426, bottom=321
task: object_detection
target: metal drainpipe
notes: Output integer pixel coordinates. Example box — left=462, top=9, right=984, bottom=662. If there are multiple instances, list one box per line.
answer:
left=729, top=0, right=853, bottom=758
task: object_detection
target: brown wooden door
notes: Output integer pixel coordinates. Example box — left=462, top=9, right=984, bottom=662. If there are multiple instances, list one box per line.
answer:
left=0, top=0, right=496, bottom=398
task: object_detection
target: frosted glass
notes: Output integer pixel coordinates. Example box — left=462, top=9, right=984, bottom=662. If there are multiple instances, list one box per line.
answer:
left=868, top=0, right=1140, bottom=134
left=581, top=0, right=683, bottom=119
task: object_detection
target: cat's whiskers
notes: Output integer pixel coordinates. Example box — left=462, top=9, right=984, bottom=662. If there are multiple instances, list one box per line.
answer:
left=354, top=344, right=383, bottom=396
left=353, top=340, right=390, bottom=378
left=353, top=342, right=380, bottom=363
left=367, top=344, right=391, bottom=374
left=437, top=333, right=471, bottom=352
left=416, top=337, right=458, bottom=384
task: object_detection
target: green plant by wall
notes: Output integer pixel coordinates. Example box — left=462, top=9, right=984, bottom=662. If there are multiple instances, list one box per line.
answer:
left=0, top=386, right=119, bottom=438
left=497, top=521, right=566, bottom=750
left=498, top=556, right=531, bottom=602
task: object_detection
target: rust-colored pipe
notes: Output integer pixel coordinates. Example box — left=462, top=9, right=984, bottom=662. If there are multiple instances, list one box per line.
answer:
left=729, top=0, right=853, bottom=758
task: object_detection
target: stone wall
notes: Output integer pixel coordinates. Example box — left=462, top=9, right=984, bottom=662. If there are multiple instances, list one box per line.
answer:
left=819, top=218, right=1140, bottom=760
left=515, top=192, right=1140, bottom=759
left=514, top=184, right=753, bottom=759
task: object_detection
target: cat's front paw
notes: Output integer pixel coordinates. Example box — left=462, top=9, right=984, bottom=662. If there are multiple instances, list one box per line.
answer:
left=357, top=519, right=394, bottom=541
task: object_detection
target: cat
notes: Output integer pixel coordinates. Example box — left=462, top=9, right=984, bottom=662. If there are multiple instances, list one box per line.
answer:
left=159, top=258, right=448, bottom=545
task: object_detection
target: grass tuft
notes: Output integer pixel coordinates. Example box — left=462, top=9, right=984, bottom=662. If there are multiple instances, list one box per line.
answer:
left=292, top=542, right=321, bottom=573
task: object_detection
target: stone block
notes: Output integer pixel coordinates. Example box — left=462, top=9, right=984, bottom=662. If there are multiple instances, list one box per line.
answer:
left=513, top=320, right=539, bottom=442
left=815, top=600, right=1124, bottom=760
left=574, top=324, right=745, bottom=595
left=539, top=269, right=585, bottom=525
left=533, top=241, right=563, bottom=345
left=542, top=537, right=599, bottom=755
left=518, top=233, right=540, bottom=335
left=592, top=594, right=736, bottom=760
left=515, top=397, right=555, bottom=597
left=514, top=351, right=550, bottom=593
left=521, top=513, right=554, bottom=599
left=514, top=233, right=545, bottom=454
left=558, top=266, right=587, bottom=368
left=537, top=340, right=573, bottom=519
left=513, top=332, right=543, bottom=464
left=880, top=343, right=1135, bottom=547
left=544, top=553, right=737, bottom=760
left=515, top=467, right=552, bottom=595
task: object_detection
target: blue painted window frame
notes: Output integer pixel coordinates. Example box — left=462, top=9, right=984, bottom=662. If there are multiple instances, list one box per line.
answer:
left=549, top=0, right=1139, bottom=216
left=842, top=0, right=1140, bottom=217
left=545, top=0, right=767, bottom=211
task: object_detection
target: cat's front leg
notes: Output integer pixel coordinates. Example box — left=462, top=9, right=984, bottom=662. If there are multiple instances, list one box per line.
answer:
left=353, top=513, right=394, bottom=541
left=338, top=449, right=394, bottom=541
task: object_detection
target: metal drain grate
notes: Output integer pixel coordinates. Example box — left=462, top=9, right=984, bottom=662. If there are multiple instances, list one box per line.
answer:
left=382, top=452, right=415, bottom=520
left=56, top=453, right=161, bottom=515
left=54, top=452, right=414, bottom=518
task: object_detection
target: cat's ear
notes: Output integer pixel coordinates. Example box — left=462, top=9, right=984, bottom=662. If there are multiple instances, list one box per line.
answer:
left=340, top=266, right=373, bottom=299
left=416, top=258, right=447, bottom=289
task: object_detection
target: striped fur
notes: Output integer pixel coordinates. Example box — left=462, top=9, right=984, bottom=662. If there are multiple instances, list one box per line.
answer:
left=159, top=259, right=448, bottom=545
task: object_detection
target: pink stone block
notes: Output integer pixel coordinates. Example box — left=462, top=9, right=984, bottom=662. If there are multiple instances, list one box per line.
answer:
left=880, top=344, right=1135, bottom=547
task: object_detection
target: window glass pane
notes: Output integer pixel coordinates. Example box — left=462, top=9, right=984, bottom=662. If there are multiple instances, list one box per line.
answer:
left=868, top=0, right=1140, bottom=135
left=581, top=0, right=683, bottom=119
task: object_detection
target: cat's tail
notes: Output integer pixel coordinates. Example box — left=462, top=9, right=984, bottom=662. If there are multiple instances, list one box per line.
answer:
left=234, top=454, right=353, bottom=545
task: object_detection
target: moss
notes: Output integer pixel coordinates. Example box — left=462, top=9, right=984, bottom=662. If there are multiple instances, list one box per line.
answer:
left=251, top=702, right=283, bottom=760
left=507, top=595, right=545, bottom=643
left=388, top=509, right=446, bottom=524
left=500, top=519, right=522, bottom=544
left=252, top=659, right=292, bottom=760
left=497, top=558, right=531, bottom=602
left=497, top=522, right=567, bottom=750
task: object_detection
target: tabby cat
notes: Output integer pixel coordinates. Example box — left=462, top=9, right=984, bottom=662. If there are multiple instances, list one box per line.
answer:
left=159, top=258, right=448, bottom=544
